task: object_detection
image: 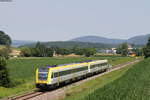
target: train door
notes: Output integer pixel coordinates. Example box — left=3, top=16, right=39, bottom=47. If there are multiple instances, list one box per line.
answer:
left=56, top=72, right=60, bottom=85
left=88, top=63, right=91, bottom=73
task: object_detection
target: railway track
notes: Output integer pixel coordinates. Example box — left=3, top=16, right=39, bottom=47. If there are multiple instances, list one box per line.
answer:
left=3, top=58, right=142, bottom=100
left=9, top=91, right=44, bottom=100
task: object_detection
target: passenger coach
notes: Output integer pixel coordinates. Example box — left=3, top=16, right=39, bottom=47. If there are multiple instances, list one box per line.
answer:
left=36, top=60, right=111, bottom=89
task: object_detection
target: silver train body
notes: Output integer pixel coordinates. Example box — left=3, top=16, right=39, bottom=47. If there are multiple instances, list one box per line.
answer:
left=36, top=60, right=111, bottom=89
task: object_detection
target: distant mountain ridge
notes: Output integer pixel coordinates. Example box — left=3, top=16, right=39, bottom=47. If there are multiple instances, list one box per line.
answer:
left=127, top=34, right=150, bottom=45
left=12, top=34, right=150, bottom=47
left=12, top=40, right=36, bottom=47
left=71, top=34, right=150, bottom=45
left=71, top=36, right=126, bottom=44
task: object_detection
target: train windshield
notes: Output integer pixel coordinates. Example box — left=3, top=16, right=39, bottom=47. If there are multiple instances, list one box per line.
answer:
left=38, top=68, right=49, bottom=80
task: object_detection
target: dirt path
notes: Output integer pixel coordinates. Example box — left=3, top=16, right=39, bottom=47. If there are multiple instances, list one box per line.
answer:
left=5, top=58, right=142, bottom=100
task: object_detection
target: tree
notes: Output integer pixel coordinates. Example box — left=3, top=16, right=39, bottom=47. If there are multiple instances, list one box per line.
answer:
left=117, top=43, right=128, bottom=56
left=143, top=37, right=150, bottom=58
left=35, top=42, right=53, bottom=57
left=116, top=47, right=122, bottom=54
left=0, top=31, right=12, bottom=59
left=0, top=31, right=11, bottom=46
left=132, top=48, right=143, bottom=56
left=55, top=48, right=71, bottom=55
left=73, top=48, right=84, bottom=56
left=20, top=43, right=54, bottom=57
left=20, top=47, right=32, bottom=57
left=84, top=48, right=96, bottom=57
left=0, top=57, right=10, bottom=87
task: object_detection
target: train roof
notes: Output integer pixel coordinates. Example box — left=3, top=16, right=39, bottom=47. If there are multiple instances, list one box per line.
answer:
left=44, top=60, right=108, bottom=70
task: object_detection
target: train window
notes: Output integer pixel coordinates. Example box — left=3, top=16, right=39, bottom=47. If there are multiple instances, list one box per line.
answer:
left=39, top=68, right=49, bottom=73
left=96, top=64, right=99, bottom=67
left=51, top=66, right=88, bottom=78
left=52, top=72, right=59, bottom=78
left=59, top=70, right=70, bottom=76
left=90, top=63, right=107, bottom=69
left=38, top=73, right=48, bottom=80
left=91, top=64, right=97, bottom=69
left=59, top=66, right=88, bottom=77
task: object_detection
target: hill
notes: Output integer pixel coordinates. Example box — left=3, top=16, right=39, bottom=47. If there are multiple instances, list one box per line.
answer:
left=127, top=34, right=150, bottom=45
left=71, top=34, right=150, bottom=45
left=71, top=36, right=125, bottom=44
left=26, top=41, right=118, bottom=49
left=13, top=34, right=150, bottom=48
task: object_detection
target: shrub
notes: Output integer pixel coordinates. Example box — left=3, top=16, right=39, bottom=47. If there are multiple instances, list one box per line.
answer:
left=0, top=57, right=10, bottom=87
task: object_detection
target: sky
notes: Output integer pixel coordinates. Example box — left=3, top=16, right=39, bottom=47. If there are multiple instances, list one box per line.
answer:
left=0, top=0, right=150, bottom=41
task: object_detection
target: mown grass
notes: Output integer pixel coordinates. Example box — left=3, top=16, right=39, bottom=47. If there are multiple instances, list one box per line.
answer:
left=79, top=58, right=150, bottom=100
left=0, top=56, right=135, bottom=98
left=63, top=65, right=131, bottom=100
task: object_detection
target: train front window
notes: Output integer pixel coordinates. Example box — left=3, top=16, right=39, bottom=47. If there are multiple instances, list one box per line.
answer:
left=38, top=73, right=48, bottom=80
left=38, top=68, right=48, bottom=80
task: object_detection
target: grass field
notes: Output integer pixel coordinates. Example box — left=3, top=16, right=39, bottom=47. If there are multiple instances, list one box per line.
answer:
left=0, top=56, right=135, bottom=98
left=6, top=56, right=135, bottom=82
left=76, top=58, right=150, bottom=100
left=63, top=65, right=131, bottom=100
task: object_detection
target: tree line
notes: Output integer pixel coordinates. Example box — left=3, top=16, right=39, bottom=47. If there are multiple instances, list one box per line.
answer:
left=21, top=42, right=53, bottom=57
left=20, top=42, right=97, bottom=57
left=116, top=43, right=143, bottom=57
left=116, top=37, right=150, bottom=57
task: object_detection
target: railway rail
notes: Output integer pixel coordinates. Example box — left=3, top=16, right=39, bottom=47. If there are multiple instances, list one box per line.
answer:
left=2, top=58, right=142, bottom=100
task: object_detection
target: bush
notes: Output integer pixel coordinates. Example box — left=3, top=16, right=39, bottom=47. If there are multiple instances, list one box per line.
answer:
left=0, top=57, right=10, bottom=87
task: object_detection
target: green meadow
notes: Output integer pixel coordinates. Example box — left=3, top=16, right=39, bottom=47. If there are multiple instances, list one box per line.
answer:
left=0, top=56, right=135, bottom=98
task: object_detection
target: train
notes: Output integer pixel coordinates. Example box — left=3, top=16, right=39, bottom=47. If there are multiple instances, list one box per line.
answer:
left=35, top=60, right=111, bottom=89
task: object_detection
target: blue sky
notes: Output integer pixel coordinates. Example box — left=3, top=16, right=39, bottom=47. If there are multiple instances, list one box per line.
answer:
left=0, top=0, right=150, bottom=41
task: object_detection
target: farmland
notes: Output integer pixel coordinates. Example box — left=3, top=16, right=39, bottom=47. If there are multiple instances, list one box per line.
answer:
left=0, top=56, right=135, bottom=98
left=70, top=58, right=150, bottom=100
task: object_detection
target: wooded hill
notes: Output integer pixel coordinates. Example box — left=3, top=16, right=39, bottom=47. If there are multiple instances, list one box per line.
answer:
left=24, top=41, right=118, bottom=49
left=71, top=34, right=150, bottom=45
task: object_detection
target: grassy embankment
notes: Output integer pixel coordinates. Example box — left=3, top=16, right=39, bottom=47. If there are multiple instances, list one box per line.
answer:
left=0, top=56, right=135, bottom=98
left=63, top=65, right=132, bottom=100
left=66, top=58, right=149, bottom=100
